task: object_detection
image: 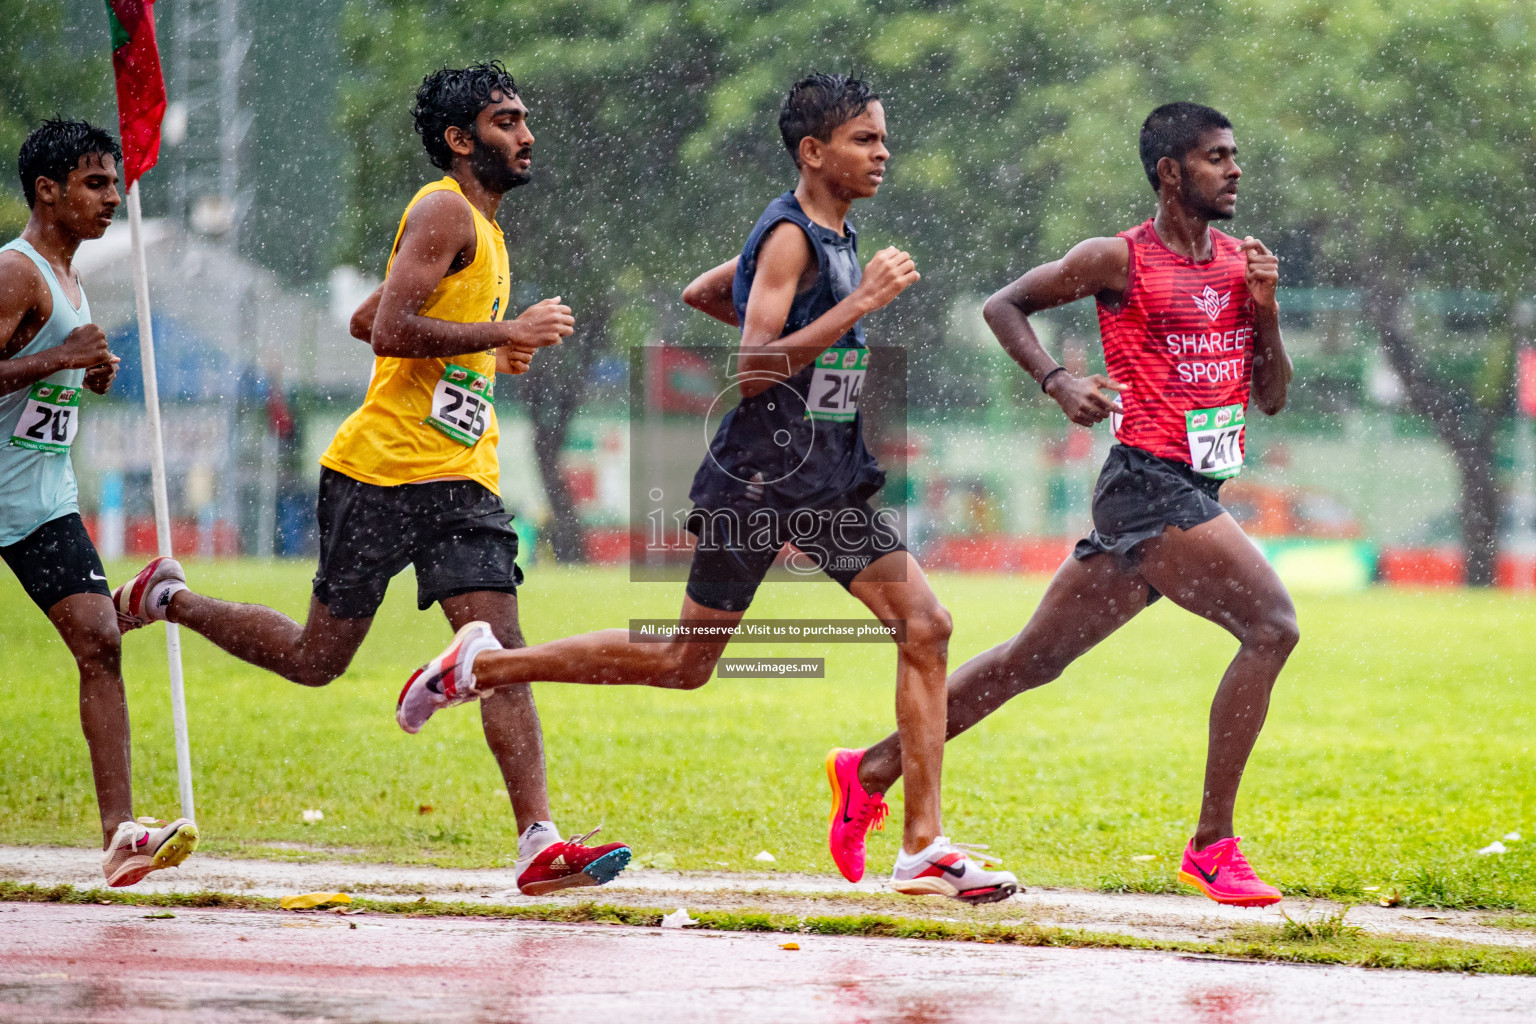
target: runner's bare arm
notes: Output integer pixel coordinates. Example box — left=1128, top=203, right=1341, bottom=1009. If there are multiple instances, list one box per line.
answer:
left=371, top=193, right=572, bottom=361
left=1241, top=237, right=1291, bottom=415
left=349, top=284, right=384, bottom=342
left=0, top=256, right=113, bottom=396
left=984, top=237, right=1129, bottom=427
left=736, top=223, right=918, bottom=400
left=681, top=258, right=740, bottom=326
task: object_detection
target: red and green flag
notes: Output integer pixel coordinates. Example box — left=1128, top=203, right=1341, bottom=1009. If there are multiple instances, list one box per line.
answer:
left=104, top=0, right=166, bottom=187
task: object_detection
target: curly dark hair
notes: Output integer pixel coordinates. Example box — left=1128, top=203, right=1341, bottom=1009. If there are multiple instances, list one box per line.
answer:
left=17, top=118, right=122, bottom=207
left=412, top=60, right=520, bottom=171
left=778, top=73, right=879, bottom=166
left=1139, top=102, right=1233, bottom=192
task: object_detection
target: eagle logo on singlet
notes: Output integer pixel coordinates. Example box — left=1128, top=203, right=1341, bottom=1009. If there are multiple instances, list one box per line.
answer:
left=1191, top=285, right=1231, bottom=322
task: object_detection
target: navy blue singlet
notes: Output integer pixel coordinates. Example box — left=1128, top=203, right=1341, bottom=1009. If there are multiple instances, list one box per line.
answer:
left=687, top=192, right=885, bottom=512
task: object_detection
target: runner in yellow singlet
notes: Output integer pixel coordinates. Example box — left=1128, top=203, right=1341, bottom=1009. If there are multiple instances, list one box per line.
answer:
left=115, top=62, right=632, bottom=895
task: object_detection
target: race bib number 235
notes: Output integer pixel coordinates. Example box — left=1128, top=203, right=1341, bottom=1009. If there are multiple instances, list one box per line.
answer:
left=426, top=363, right=493, bottom=446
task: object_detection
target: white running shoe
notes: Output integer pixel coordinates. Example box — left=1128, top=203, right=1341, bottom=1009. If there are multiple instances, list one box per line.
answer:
left=113, top=557, right=187, bottom=632
left=102, top=817, right=199, bottom=887
left=889, top=836, right=1020, bottom=905
left=396, top=621, right=503, bottom=734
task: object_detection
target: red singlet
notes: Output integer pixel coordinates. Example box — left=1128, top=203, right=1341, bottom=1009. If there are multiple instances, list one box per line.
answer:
left=1095, top=219, right=1255, bottom=465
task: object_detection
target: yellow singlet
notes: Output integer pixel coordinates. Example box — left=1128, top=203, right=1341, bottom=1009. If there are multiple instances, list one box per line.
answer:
left=321, top=176, right=512, bottom=494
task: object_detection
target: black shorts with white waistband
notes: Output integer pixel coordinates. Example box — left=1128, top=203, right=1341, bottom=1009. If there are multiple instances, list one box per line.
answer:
left=0, top=512, right=111, bottom=613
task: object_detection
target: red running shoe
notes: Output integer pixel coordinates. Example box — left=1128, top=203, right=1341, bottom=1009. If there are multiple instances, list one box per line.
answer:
left=825, top=747, right=889, bottom=882
left=1178, top=836, right=1282, bottom=907
left=516, top=827, right=632, bottom=897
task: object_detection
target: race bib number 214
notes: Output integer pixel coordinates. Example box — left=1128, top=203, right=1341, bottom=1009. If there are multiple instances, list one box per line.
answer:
left=808, top=347, right=869, bottom=422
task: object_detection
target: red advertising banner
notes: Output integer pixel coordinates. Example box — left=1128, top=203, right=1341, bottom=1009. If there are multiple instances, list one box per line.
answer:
left=647, top=347, right=720, bottom=415
left=1519, top=348, right=1536, bottom=418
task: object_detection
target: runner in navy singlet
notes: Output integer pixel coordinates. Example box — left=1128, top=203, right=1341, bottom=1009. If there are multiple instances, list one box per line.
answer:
left=845, top=103, right=1300, bottom=908
left=397, top=73, right=1018, bottom=905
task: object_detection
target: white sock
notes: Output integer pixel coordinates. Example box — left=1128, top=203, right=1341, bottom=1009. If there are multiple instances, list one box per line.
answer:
left=518, top=820, right=559, bottom=858
left=147, top=580, right=187, bottom=620
left=896, top=836, right=949, bottom=868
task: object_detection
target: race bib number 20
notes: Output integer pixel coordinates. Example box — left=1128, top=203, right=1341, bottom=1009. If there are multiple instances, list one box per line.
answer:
left=426, top=363, right=493, bottom=446
left=808, top=347, right=869, bottom=422
left=10, top=381, right=80, bottom=455
left=1186, top=403, right=1245, bottom=479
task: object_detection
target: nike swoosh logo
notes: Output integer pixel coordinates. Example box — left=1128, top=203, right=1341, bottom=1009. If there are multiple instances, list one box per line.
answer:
left=89, top=571, right=106, bottom=581
left=925, top=858, right=967, bottom=879
left=840, top=784, right=855, bottom=824
left=1193, top=860, right=1219, bottom=884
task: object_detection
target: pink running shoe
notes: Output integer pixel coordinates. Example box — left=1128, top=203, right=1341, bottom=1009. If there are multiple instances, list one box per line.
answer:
left=1178, top=836, right=1282, bottom=907
left=113, top=557, right=186, bottom=632
left=825, top=747, right=888, bottom=883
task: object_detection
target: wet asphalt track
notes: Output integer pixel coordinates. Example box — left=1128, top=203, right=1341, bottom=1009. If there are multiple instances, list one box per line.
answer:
left=3, top=903, right=1536, bottom=1022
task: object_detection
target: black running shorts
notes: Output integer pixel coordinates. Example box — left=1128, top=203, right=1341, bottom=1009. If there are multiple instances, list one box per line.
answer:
left=1073, top=444, right=1228, bottom=602
left=683, top=500, right=907, bottom=613
left=312, top=467, right=523, bottom=619
left=0, top=512, right=111, bottom=613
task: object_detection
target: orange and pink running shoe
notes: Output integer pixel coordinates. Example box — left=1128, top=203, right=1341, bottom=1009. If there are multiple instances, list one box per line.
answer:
left=825, top=747, right=889, bottom=882
left=1178, top=836, right=1281, bottom=907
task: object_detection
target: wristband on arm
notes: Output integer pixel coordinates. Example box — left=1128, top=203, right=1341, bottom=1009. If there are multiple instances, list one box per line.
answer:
left=1040, top=366, right=1068, bottom=394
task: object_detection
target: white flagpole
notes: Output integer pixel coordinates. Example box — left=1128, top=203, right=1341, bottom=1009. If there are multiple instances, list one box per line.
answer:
left=126, top=180, right=195, bottom=823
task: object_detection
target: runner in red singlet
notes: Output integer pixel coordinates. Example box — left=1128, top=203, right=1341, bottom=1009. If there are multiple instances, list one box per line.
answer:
left=1100, top=220, right=1256, bottom=464
left=828, top=103, right=1298, bottom=907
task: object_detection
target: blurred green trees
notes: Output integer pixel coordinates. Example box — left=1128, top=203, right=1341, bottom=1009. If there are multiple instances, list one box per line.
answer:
left=0, top=0, right=111, bottom=236
left=336, top=0, right=1533, bottom=577
left=2, top=0, right=1528, bottom=577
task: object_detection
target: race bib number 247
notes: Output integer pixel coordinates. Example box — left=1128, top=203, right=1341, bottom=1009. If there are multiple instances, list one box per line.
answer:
left=1185, top=403, right=1245, bottom=479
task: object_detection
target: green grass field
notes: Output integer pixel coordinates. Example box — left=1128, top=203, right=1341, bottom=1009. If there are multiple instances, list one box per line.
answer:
left=2, top=560, right=1534, bottom=909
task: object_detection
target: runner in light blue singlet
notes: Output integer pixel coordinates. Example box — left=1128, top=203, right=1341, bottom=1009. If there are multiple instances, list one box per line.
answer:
left=0, top=117, right=198, bottom=887
left=0, top=236, right=89, bottom=546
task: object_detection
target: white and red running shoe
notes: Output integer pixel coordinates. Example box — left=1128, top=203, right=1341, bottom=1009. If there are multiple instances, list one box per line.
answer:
left=890, top=836, right=1020, bottom=905
left=396, top=621, right=502, bottom=734
left=102, top=816, right=199, bottom=887
left=113, top=557, right=186, bottom=632
left=515, top=825, right=633, bottom=897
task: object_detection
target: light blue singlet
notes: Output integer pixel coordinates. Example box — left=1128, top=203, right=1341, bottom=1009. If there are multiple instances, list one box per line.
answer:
left=0, top=238, right=89, bottom=547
